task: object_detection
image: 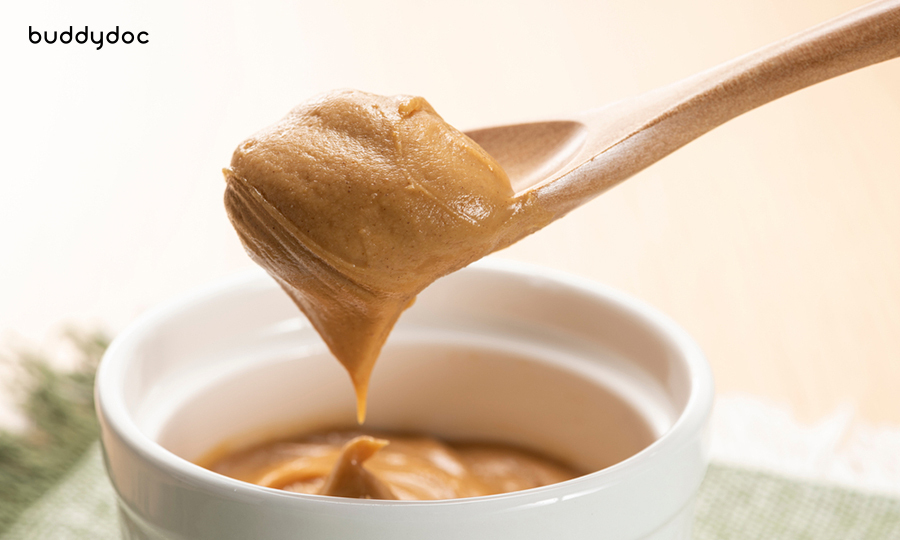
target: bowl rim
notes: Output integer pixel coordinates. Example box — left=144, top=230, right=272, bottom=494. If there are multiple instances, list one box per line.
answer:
left=95, top=257, right=714, bottom=509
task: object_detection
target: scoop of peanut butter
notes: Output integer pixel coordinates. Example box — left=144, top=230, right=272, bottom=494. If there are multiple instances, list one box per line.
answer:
left=224, top=90, right=549, bottom=421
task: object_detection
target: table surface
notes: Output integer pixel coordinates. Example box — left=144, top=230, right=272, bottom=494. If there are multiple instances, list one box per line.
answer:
left=2, top=0, right=898, bottom=425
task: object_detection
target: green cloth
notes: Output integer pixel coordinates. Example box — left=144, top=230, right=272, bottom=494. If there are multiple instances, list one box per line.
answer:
left=694, top=465, right=900, bottom=539
left=2, top=446, right=899, bottom=540
left=0, top=333, right=106, bottom=533
left=1, top=446, right=117, bottom=540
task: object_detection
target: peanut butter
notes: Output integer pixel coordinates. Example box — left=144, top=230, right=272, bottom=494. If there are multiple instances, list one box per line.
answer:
left=224, top=90, right=549, bottom=422
left=221, top=90, right=566, bottom=499
left=202, top=431, right=579, bottom=500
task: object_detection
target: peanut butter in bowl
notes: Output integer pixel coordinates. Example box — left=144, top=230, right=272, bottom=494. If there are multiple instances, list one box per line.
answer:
left=200, top=430, right=581, bottom=501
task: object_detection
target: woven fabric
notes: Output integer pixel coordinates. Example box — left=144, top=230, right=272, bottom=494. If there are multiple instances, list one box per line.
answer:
left=1, top=446, right=117, bottom=540
left=3, top=445, right=899, bottom=540
left=695, top=464, right=900, bottom=540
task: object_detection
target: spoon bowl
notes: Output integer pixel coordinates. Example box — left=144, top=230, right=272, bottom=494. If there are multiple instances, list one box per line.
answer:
left=467, top=120, right=588, bottom=193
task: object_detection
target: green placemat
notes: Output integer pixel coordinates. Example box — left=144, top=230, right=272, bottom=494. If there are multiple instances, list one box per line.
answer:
left=0, top=332, right=106, bottom=535
left=2, top=447, right=899, bottom=540
left=0, top=445, right=117, bottom=540
left=695, top=464, right=900, bottom=539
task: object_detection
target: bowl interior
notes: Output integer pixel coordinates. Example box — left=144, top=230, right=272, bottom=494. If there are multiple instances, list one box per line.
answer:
left=121, top=261, right=693, bottom=476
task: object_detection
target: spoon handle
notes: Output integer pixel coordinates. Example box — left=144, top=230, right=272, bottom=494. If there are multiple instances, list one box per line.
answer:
left=531, top=0, right=900, bottom=218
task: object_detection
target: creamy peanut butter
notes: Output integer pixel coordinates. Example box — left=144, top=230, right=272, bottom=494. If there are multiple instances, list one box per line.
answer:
left=224, top=90, right=550, bottom=422
left=221, top=90, right=569, bottom=499
left=201, top=430, right=579, bottom=500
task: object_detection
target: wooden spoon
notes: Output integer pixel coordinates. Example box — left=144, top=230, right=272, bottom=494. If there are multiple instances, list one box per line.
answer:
left=467, top=0, right=900, bottom=222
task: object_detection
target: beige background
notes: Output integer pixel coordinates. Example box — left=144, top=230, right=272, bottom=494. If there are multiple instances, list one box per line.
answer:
left=2, top=0, right=898, bottom=425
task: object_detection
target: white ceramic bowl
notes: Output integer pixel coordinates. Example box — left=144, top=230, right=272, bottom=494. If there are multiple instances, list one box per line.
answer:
left=96, top=258, right=713, bottom=540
